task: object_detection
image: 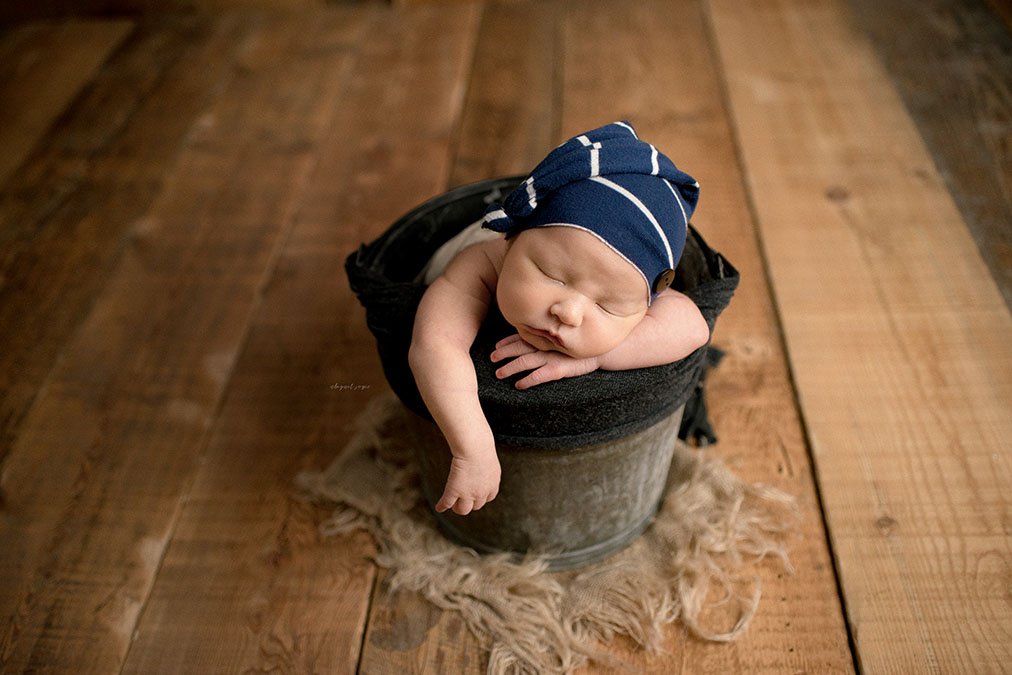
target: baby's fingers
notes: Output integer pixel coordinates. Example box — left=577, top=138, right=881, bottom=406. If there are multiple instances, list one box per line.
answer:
left=491, top=336, right=536, bottom=362
left=494, top=334, right=524, bottom=350
left=494, top=352, right=548, bottom=379
left=471, top=487, right=499, bottom=512
left=435, top=493, right=456, bottom=513
left=451, top=498, right=474, bottom=516
left=515, top=366, right=556, bottom=390
left=515, top=358, right=592, bottom=389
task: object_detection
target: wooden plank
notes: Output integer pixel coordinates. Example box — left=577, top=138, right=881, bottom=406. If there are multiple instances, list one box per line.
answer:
left=394, top=0, right=474, bottom=7
left=358, top=572, right=489, bottom=674
left=0, top=12, right=362, bottom=673
left=0, top=19, right=132, bottom=188
left=847, top=0, right=1012, bottom=309
left=447, top=0, right=559, bottom=188
left=984, top=0, right=1012, bottom=31
left=0, top=15, right=250, bottom=506
left=708, top=0, right=1012, bottom=672
left=0, top=0, right=324, bottom=22
left=123, top=4, right=481, bottom=672
left=557, top=1, right=853, bottom=672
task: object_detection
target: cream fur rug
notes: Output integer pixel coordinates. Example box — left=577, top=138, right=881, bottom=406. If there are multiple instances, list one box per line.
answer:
left=296, top=394, right=797, bottom=674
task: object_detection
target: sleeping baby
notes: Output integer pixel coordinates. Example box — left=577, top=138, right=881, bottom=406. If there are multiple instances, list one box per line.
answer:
left=409, top=122, right=710, bottom=516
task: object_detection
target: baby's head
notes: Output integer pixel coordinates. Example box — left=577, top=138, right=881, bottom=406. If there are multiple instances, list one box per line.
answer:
left=484, top=121, right=699, bottom=359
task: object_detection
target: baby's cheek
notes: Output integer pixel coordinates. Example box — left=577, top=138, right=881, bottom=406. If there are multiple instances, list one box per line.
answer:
left=495, top=279, right=520, bottom=322
left=499, top=278, right=540, bottom=324
left=597, top=318, right=639, bottom=353
left=497, top=292, right=525, bottom=330
left=568, top=323, right=615, bottom=359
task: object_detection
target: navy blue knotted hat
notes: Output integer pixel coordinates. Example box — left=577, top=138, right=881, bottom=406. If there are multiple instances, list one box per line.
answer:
left=482, top=121, right=700, bottom=304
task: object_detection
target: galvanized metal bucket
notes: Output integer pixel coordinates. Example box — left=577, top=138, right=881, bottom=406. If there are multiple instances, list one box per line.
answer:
left=407, top=404, right=685, bottom=570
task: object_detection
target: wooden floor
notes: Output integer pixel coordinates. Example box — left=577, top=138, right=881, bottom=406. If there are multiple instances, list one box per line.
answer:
left=1, top=0, right=1009, bottom=672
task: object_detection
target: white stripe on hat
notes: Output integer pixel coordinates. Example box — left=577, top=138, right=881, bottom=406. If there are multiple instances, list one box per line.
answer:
left=577, top=135, right=592, bottom=146
left=484, top=208, right=508, bottom=222
left=614, top=121, right=638, bottom=138
left=525, top=176, right=537, bottom=209
left=590, top=141, right=601, bottom=176
left=590, top=175, right=674, bottom=269
left=663, top=179, right=689, bottom=232
left=649, top=145, right=659, bottom=175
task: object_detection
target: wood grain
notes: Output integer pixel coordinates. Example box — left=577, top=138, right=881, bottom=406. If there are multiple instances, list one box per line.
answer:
left=122, top=3, right=483, bottom=672
left=0, top=11, right=364, bottom=673
left=0, top=14, right=250, bottom=506
left=447, top=0, right=559, bottom=188
left=0, top=19, right=132, bottom=188
left=708, top=0, right=1012, bottom=671
left=559, top=1, right=853, bottom=671
left=985, top=0, right=1012, bottom=30
left=0, top=0, right=325, bottom=22
left=359, top=571, right=489, bottom=675
left=848, top=0, right=1012, bottom=309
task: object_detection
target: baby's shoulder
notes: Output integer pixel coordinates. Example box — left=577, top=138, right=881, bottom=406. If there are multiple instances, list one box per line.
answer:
left=441, top=237, right=506, bottom=295
left=476, top=236, right=508, bottom=274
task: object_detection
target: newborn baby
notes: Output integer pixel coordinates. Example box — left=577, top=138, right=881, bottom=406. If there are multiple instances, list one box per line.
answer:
left=409, top=122, right=710, bottom=516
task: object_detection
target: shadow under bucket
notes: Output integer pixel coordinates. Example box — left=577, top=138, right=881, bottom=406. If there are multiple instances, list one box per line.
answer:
left=346, top=177, right=739, bottom=570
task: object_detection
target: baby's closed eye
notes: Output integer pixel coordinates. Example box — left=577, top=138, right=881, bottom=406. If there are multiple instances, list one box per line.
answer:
left=534, top=262, right=565, bottom=285
left=596, top=302, right=620, bottom=316
left=596, top=300, right=641, bottom=317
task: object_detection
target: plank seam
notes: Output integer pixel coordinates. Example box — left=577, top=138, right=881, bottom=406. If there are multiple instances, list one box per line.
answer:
left=355, top=571, right=381, bottom=675
left=443, top=1, right=486, bottom=191
left=549, top=1, right=564, bottom=147
left=697, top=0, right=863, bottom=672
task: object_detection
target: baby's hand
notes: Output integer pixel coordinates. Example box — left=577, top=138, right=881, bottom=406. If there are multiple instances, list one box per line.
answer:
left=490, top=334, right=601, bottom=389
left=437, top=444, right=501, bottom=516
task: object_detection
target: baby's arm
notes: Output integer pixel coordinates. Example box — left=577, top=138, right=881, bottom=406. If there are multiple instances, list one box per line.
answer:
left=408, top=242, right=502, bottom=516
left=596, top=289, right=710, bottom=371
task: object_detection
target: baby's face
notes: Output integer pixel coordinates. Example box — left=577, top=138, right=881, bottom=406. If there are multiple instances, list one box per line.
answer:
left=496, top=226, right=649, bottom=359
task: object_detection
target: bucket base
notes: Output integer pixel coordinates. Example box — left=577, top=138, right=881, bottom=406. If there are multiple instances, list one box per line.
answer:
left=430, top=502, right=660, bottom=571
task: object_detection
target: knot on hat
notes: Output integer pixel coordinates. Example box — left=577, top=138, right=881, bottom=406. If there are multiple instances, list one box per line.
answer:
left=482, top=121, right=700, bottom=302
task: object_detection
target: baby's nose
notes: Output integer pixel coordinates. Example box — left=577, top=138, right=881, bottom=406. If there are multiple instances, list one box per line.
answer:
left=550, top=298, right=583, bottom=327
